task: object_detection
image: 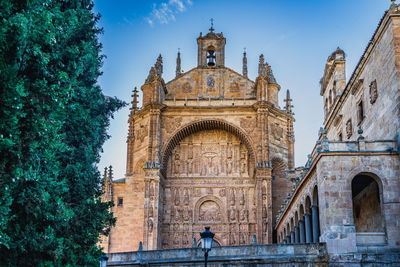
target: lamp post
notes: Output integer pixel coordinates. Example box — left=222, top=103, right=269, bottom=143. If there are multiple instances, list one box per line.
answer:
left=99, top=253, right=108, bottom=267
left=200, top=227, right=215, bottom=267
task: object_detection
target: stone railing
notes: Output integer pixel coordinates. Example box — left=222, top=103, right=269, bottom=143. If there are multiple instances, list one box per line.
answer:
left=107, top=243, right=328, bottom=266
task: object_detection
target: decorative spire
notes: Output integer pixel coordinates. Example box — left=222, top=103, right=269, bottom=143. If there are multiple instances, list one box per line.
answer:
left=266, top=63, right=277, bottom=84
left=284, top=89, right=293, bottom=114
left=103, top=166, right=108, bottom=180
left=130, top=87, right=139, bottom=115
left=176, top=49, right=182, bottom=78
left=391, top=0, right=397, bottom=8
left=242, top=48, right=248, bottom=78
left=155, top=54, right=163, bottom=77
left=258, top=54, right=265, bottom=76
left=108, top=165, right=113, bottom=180
left=209, top=18, right=214, bottom=32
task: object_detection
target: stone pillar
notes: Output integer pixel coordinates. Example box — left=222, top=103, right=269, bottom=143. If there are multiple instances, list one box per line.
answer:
left=294, top=226, right=299, bottom=244
left=304, top=213, right=312, bottom=243
left=299, top=220, right=305, bottom=243
left=290, top=231, right=295, bottom=244
left=311, top=205, right=320, bottom=243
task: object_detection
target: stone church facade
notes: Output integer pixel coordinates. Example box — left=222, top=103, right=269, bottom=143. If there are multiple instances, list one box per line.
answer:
left=101, top=25, right=294, bottom=253
left=102, top=3, right=400, bottom=265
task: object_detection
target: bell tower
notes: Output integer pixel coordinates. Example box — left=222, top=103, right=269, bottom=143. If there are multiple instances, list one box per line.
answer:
left=197, top=19, right=226, bottom=67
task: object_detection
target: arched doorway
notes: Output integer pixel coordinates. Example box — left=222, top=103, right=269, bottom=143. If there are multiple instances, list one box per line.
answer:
left=351, top=173, right=386, bottom=245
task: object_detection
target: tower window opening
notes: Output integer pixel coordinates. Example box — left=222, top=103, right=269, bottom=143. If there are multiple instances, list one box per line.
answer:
left=207, top=50, right=216, bottom=66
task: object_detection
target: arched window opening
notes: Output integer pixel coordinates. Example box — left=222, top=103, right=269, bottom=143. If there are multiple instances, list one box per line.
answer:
left=352, top=174, right=383, bottom=232
left=207, top=47, right=216, bottom=66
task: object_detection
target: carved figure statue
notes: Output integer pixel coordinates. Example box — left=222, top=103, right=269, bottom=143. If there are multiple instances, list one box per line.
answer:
left=230, top=188, right=235, bottom=206
left=174, top=188, right=180, bottom=206
left=183, top=189, right=189, bottom=205
left=148, top=218, right=153, bottom=233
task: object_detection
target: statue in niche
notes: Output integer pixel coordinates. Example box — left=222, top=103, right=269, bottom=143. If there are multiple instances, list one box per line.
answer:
left=174, top=188, right=180, bottom=206
left=187, top=159, right=193, bottom=175
left=174, top=207, right=181, bottom=222
left=228, top=207, right=236, bottom=222
left=240, top=158, right=247, bottom=174
left=239, top=189, right=245, bottom=205
left=174, top=148, right=181, bottom=175
left=240, top=232, right=246, bottom=244
left=188, top=142, right=193, bottom=159
left=230, top=233, right=236, bottom=245
left=149, top=182, right=155, bottom=197
left=227, top=158, right=233, bottom=174
left=252, top=207, right=257, bottom=221
left=183, top=233, right=189, bottom=245
left=262, top=185, right=266, bottom=195
left=262, top=219, right=268, bottom=232
left=183, top=207, right=192, bottom=222
left=257, top=144, right=262, bottom=160
left=239, top=208, right=248, bottom=222
left=148, top=218, right=153, bottom=233
left=183, top=189, right=189, bottom=205
left=230, top=188, right=235, bottom=206
left=173, top=233, right=179, bottom=246
left=262, top=204, right=267, bottom=218
left=227, top=143, right=233, bottom=159
left=148, top=205, right=153, bottom=217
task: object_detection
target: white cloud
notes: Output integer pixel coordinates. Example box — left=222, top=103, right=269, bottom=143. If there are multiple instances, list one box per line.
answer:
left=146, top=0, right=193, bottom=26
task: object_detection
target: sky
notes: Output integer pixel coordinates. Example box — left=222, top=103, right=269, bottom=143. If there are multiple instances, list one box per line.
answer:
left=94, top=0, right=390, bottom=179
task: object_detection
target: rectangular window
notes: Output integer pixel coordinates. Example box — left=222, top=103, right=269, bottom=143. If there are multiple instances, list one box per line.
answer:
left=118, top=197, right=123, bottom=207
left=357, top=100, right=364, bottom=125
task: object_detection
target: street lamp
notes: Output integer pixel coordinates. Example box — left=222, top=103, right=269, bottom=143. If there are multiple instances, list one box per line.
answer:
left=200, top=227, right=215, bottom=267
left=99, top=253, right=108, bottom=267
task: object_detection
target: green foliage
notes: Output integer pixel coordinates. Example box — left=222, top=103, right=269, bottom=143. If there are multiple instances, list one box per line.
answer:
left=0, top=0, right=125, bottom=265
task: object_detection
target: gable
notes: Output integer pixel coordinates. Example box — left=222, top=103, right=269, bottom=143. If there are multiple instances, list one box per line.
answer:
left=166, top=67, right=255, bottom=99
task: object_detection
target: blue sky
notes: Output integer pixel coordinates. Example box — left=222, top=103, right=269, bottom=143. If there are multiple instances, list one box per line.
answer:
left=95, top=0, right=389, bottom=179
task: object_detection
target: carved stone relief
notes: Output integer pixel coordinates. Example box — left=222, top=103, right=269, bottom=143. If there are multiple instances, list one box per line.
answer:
left=182, top=82, right=192, bottom=93
left=167, top=130, right=250, bottom=178
left=164, top=117, right=182, bottom=134
left=135, top=123, right=148, bottom=143
left=369, top=79, right=378, bottom=104
left=346, top=119, right=353, bottom=139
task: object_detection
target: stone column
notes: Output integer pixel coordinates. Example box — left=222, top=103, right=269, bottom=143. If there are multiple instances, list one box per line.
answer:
left=290, top=231, right=295, bottom=244
left=294, top=226, right=299, bottom=243
left=299, top=220, right=305, bottom=243
left=304, top=213, right=312, bottom=243
left=311, top=205, right=320, bottom=243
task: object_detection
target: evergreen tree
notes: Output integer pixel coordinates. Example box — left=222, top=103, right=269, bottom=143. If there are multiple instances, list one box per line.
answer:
left=0, top=0, right=124, bottom=266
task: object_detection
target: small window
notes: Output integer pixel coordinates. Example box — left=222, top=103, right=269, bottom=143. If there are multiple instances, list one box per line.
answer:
left=357, top=100, right=364, bottom=125
left=338, top=132, right=343, bottom=141
left=117, top=197, right=123, bottom=207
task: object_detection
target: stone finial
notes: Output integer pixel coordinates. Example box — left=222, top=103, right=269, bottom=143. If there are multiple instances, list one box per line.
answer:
left=357, top=127, right=365, bottom=141
left=266, top=63, right=277, bottom=84
left=258, top=54, right=265, bottom=76
left=145, top=66, right=156, bottom=84
left=103, top=166, right=108, bottom=180
left=138, top=241, right=143, bottom=251
left=242, top=49, right=248, bottom=78
left=284, top=89, right=293, bottom=114
left=130, top=87, right=139, bottom=115
left=155, top=54, right=163, bottom=77
left=391, top=0, right=397, bottom=8
left=176, top=49, right=182, bottom=78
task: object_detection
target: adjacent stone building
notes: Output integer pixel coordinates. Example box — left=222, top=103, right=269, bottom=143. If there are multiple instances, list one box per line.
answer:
left=101, top=3, right=400, bottom=265
left=101, top=24, right=295, bottom=253
left=276, top=3, right=400, bottom=261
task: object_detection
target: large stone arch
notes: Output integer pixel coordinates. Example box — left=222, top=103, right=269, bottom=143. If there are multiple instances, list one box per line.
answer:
left=161, top=118, right=256, bottom=173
